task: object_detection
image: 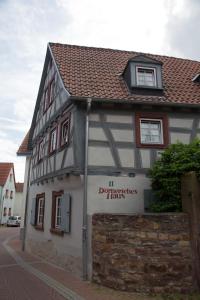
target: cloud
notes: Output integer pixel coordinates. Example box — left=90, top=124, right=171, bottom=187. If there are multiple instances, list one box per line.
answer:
left=64, top=0, right=168, bottom=54
left=0, top=0, right=72, bottom=181
left=165, top=0, right=200, bottom=60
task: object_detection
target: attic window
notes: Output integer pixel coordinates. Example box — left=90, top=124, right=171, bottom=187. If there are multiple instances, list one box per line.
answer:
left=123, top=55, right=163, bottom=91
left=136, top=67, right=156, bottom=87
left=192, top=73, right=200, bottom=83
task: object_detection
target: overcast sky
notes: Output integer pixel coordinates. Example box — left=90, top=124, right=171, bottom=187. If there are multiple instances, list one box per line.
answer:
left=0, top=0, right=199, bottom=182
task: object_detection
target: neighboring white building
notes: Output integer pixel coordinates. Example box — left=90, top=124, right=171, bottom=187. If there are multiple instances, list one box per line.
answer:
left=17, top=43, right=200, bottom=279
left=13, top=182, right=24, bottom=217
left=0, top=163, right=16, bottom=224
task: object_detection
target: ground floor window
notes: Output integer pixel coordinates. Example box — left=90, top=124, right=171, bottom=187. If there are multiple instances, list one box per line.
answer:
left=51, top=191, right=71, bottom=235
left=51, top=191, right=63, bottom=234
left=30, top=193, right=45, bottom=230
left=3, top=207, right=7, bottom=216
left=37, top=196, right=45, bottom=226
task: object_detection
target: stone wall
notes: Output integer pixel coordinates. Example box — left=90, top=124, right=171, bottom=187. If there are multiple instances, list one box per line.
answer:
left=92, top=213, right=193, bottom=293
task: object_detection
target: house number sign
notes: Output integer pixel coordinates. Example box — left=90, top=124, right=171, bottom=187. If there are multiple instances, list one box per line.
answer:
left=98, top=181, right=138, bottom=199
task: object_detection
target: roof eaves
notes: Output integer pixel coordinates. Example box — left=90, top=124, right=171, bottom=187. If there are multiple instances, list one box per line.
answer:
left=70, top=95, right=200, bottom=109
left=17, top=151, right=32, bottom=157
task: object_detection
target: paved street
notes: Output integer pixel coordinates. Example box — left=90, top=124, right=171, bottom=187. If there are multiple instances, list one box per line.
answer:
left=0, top=227, right=67, bottom=300
left=1, top=226, right=193, bottom=300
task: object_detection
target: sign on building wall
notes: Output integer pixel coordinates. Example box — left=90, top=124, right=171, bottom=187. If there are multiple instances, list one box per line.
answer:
left=98, top=180, right=138, bottom=200
left=88, top=175, right=151, bottom=214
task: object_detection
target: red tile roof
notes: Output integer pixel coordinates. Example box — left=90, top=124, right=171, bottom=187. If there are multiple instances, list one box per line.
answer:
left=0, top=163, right=14, bottom=187
left=17, top=130, right=30, bottom=155
left=50, top=43, right=200, bottom=105
left=18, top=44, right=200, bottom=155
left=15, top=182, right=24, bottom=193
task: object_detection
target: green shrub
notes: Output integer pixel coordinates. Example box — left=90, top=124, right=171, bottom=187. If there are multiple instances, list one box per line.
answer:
left=149, top=139, right=200, bottom=212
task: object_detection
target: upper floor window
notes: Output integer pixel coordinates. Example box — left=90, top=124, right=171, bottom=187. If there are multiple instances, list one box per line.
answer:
left=44, top=88, right=49, bottom=112
left=135, top=112, right=168, bottom=149
left=10, top=191, right=13, bottom=199
left=136, top=67, right=156, bottom=87
left=60, top=116, right=70, bottom=147
left=49, top=127, right=57, bottom=153
left=9, top=174, right=12, bottom=182
left=43, top=76, right=56, bottom=114
left=5, top=189, right=9, bottom=198
left=140, top=119, right=163, bottom=144
left=49, top=79, right=55, bottom=105
left=38, top=139, right=44, bottom=161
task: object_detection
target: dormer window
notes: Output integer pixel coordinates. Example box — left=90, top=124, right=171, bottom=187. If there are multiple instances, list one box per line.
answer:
left=192, top=73, right=200, bottom=83
left=136, top=67, right=156, bottom=87
left=123, top=55, right=163, bottom=91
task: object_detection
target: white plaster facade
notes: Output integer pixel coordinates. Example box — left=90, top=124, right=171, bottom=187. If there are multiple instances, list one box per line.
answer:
left=25, top=175, right=84, bottom=276
left=0, top=166, right=15, bottom=224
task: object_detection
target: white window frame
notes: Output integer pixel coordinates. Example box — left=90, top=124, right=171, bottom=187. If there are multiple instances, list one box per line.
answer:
left=38, top=139, right=44, bottom=161
left=37, top=197, right=44, bottom=226
left=49, top=79, right=55, bottom=104
left=49, top=128, right=57, bottom=153
left=136, top=66, right=157, bottom=87
left=140, top=118, right=164, bottom=145
left=44, top=88, right=49, bottom=112
left=60, top=118, right=70, bottom=146
left=55, top=196, right=62, bottom=229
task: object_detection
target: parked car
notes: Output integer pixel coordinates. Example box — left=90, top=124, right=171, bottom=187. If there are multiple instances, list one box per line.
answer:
left=7, top=216, right=21, bottom=227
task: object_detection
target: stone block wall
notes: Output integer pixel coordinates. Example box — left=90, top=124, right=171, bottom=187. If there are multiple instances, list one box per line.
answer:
left=92, top=213, right=193, bottom=293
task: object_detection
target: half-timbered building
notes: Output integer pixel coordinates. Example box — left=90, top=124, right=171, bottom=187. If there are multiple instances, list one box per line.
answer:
left=17, top=43, right=200, bottom=278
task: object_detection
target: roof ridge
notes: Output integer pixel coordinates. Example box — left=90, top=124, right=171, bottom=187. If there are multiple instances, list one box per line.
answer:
left=49, top=42, right=200, bottom=64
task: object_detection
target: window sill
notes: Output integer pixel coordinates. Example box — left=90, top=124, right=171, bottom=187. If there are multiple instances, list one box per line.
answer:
left=133, top=85, right=163, bottom=90
left=50, top=228, right=64, bottom=236
left=136, top=143, right=167, bottom=149
left=34, top=225, right=44, bottom=231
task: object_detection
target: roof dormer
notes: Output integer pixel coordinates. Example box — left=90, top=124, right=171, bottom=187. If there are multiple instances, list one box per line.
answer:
left=123, top=55, right=163, bottom=92
left=192, top=73, right=200, bottom=83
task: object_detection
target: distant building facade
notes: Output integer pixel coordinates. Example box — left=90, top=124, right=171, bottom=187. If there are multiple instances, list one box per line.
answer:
left=0, top=163, right=16, bottom=224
